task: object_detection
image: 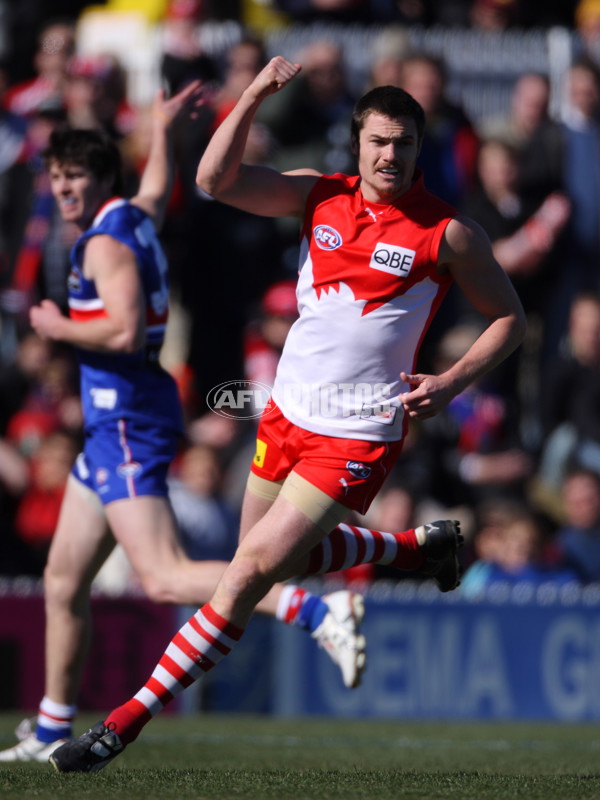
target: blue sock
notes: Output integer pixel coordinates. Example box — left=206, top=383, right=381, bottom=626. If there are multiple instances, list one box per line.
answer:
left=35, top=697, right=75, bottom=742
left=35, top=722, right=71, bottom=743
left=295, top=595, right=328, bottom=633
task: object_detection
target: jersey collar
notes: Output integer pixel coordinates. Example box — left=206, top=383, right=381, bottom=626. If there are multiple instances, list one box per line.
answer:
left=91, top=196, right=127, bottom=228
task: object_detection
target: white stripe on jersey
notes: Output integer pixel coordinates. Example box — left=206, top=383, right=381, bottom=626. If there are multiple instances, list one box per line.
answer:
left=92, top=198, right=127, bottom=228
left=68, top=297, right=104, bottom=311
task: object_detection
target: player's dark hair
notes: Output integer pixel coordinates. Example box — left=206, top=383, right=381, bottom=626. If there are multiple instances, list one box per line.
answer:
left=43, top=128, right=124, bottom=195
left=351, top=85, right=425, bottom=150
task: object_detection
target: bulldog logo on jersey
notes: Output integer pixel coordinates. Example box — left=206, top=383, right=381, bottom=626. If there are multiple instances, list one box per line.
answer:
left=67, top=268, right=81, bottom=292
left=370, top=242, right=416, bottom=277
left=314, top=224, right=343, bottom=250
left=117, top=461, right=142, bottom=479
left=346, top=461, right=372, bottom=480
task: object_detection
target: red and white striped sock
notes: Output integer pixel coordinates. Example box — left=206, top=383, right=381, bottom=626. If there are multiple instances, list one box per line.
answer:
left=105, top=603, right=244, bottom=744
left=304, top=522, right=425, bottom=575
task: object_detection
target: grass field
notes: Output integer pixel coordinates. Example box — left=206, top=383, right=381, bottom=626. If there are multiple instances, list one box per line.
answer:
left=2, top=713, right=600, bottom=799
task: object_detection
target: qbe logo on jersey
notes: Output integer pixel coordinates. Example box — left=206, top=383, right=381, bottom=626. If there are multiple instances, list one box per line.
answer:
left=314, top=225, right=343, bottom=250
left=370, top=242, right=416, bottom=277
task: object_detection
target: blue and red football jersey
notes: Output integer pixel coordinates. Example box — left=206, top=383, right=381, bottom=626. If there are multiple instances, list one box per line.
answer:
left=68, top=198, right=183, bottom=433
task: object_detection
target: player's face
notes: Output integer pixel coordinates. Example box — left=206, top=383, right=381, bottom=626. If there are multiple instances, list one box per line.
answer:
left=356, top=113, right=420, bottom=204
left=48, top=160, right=112, bottom=230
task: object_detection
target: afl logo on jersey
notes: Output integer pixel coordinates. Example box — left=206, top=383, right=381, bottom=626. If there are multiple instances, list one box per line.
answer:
left=314, top=225, right=343, bottom=251
left=346, top=461, right=372, bottom=480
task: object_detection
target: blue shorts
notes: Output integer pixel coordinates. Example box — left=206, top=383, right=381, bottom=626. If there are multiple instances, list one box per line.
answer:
left=72, top=418, right=180, bottom=505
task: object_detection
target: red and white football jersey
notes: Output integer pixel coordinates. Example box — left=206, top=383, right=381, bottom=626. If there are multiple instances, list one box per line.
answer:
left=272, top=171, right=456, bottom=441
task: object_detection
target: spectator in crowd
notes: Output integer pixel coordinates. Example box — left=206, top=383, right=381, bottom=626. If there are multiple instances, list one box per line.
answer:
left=548, top=467, right=600, bottom=583
left=0, top=100, right=73, bottom=357
left=365, top=26, right=412, bottom=93
left=184, top=410, right=256, bottom=513
left=537, top=292, right=600, bottom=494
left=558, top=57, right=600, bottom=297
left=0, top=331, right=52, bottom=434
left=477, top=72, right=554, bottom=152
left=460, top=501, right=576, bottom=597
left=11, top=428, right=79, bottom=576
left=543, top=291, right=600, bottom=429
left=575, top=0, right=600, bottom=64
left=169, top=442, right=238, bottom=562
left=460, top=137, right=569, bottom=399
left=158, top=0, right=220, bottom=198
left=4, top=19, right=75, bottom=118
left=257, top=40, right=356, bottom=175
left=4, top=346, right=80, bottom=459
left=462, top=138, right=569, bottom=314
left=510, top=59, right=600, bottom=363
left=160, top=0, right=219, bottom=96
left=399, top=54, right=479, bottom=208
left=0, top=335, right=79, bottom=577
left=480, top=73, right=561, bottom=210
left=209, top=35, right=267, bottom=133
left=62, top=54, right=137, bottom=140
left=420, top=322, right=532, bottom=510
left=506, top=74, right=565, bottom=207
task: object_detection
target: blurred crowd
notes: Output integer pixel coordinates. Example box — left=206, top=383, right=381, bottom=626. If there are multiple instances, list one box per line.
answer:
left=1, top=0, right=600, bottom=597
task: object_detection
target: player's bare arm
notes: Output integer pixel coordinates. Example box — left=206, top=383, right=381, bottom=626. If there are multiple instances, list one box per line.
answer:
left=132, top=80, right=205, bottom=230
left=29, top=236, right=145, bottom=353
left=196, top=55, right=320, bottom=218
left=400, top=215, right=526, bottom=420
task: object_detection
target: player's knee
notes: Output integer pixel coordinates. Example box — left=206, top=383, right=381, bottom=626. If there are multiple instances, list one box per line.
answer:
left=137, top=571, right=181, bottom=604
left=220, top=555, right=274, bottom=606
left=43, top=563, right=84, bottom=609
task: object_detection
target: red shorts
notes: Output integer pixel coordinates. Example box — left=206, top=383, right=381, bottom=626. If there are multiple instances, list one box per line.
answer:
left=250, top=402, right=404, bottom=515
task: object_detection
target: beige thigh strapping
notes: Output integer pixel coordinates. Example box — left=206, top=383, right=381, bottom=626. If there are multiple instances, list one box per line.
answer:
left=280, top=471, right=351, bottom=533
left=247, top=470, right=351, bottom=532
left=246, top=471, right=284, bottom=502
